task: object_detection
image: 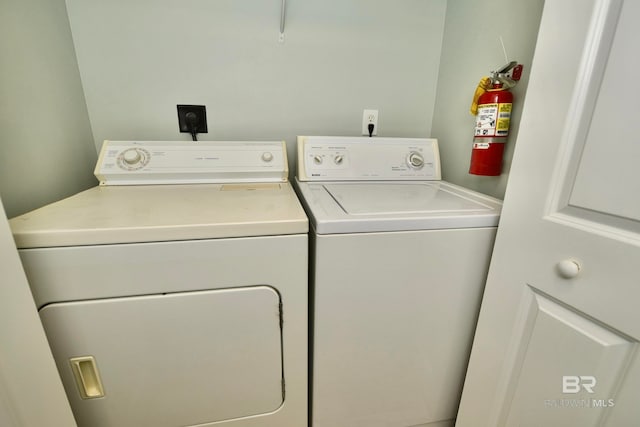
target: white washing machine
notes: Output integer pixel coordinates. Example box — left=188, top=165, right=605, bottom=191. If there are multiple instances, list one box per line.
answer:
left=10, top=140, right=308, bottom=427
left=295, top=136, right=502, bottom=427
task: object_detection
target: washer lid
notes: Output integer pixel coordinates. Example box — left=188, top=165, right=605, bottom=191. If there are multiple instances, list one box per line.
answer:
left=10, top=182, right=308, bottom=248
left=295, top=180, right=501, bottom=234
left=326, top=183, right=490, bottom=215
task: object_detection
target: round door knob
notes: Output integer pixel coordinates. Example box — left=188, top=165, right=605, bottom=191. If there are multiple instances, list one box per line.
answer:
left=123, top=149, right=141, bottom=165
left=407, top=152, right=424, bottom=169
left=557, top=259, right=581, bottom=279
left=261, top=152, right=274, bottom=162
left=334, top=155, right=344, bottom=165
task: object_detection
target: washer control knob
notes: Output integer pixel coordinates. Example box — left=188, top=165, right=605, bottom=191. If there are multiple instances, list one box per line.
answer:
left=313, top=155, right=323, bottom=165
left=123, top=149, right=142, bottom=165
left=407, top=152, right=424, bottom=169
left=334, top=155, right=344, bottom=165
left=261, top=152, right=274, bottom=162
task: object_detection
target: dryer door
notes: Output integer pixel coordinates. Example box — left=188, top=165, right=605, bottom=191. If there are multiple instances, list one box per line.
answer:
left=39, top=286, right=283, bottom=427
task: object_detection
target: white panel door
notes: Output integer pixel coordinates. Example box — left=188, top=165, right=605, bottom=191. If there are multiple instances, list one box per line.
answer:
left=0, top=198, right=76, bottom=427
left=456, top=0, right=640, bottom=426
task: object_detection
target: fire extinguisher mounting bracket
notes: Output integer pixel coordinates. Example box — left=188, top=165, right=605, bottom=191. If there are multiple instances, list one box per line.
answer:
left=495, top=61, right=518, bottom=75
left=489, top=61, right=519, bottom=89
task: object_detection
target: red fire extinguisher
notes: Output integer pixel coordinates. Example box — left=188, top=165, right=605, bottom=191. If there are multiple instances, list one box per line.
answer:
left=469, top=62, right=522, bottom=176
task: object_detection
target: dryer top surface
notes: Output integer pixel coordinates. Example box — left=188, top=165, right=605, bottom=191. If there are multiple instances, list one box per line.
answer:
left=10, top=182, right=308, bottom=248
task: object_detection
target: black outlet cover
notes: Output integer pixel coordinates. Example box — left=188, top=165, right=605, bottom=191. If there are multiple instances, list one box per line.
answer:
left=177, top=105, right=208, bottom=134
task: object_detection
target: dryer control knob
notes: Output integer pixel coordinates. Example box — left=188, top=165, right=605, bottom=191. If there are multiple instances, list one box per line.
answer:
left=123, top=149, right=142, bottom=165
left=334, top=155, right=344, bottom=165
left=261, top=152, right=274, bottom=162
left=407, top=152, right=424, bottom=169
left=313, top=155, right=323, bottom=165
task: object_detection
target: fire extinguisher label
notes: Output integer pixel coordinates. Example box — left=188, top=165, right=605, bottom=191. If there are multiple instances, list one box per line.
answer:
left=496, top=103, right=512, bottom=136
left=473, top=142, right=491, bottom=149
left=474, top=103, right=512, bottom=137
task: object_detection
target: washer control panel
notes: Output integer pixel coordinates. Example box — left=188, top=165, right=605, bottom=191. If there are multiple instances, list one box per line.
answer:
left=297, top=136, right=441, bottom=181
left=95, top=140, right=288, bottom=185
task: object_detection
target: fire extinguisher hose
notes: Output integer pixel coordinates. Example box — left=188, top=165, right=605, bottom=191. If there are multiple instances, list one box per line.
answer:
left=470, top=77, right=492, bottom=115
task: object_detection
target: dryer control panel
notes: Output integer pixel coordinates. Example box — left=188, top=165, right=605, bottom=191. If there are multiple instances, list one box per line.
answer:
left=95, top=140, right=288, bottom=185
left=297, top=136, right=441, bottom=181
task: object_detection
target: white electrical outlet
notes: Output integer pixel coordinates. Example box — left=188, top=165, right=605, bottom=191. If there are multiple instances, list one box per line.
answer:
left=362, top=109, right=378, bottom=136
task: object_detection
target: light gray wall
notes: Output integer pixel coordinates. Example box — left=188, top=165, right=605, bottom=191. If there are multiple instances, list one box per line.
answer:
left=0, top=0, right=544, bottom=218
left=0, top=0, right=96, bottom=218
left=431, top=0, right=545, bottom=199
left=65, top=0, right=447, bottom=169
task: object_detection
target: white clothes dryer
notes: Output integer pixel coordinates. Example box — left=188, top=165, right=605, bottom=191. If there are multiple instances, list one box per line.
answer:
left=10, top=140, right=308, bottom=427
left=295, top=136, right=502, bottom=427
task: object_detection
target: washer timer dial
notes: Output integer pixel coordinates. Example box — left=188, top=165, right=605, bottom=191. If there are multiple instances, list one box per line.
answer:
left=407, top=152, right=425, bottom=169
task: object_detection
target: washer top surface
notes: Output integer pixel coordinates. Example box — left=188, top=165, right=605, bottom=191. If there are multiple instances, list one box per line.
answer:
left=10, top=140, right=307, bottom=248
left=324, top=182, right=491, bottom=215
left=295, top=179, right=501, bottom=234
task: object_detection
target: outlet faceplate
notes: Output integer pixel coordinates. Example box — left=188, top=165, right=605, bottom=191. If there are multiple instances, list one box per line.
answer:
left=177, top=105, right=208, bottom=135
left=362, top=109, right=378, bottom=136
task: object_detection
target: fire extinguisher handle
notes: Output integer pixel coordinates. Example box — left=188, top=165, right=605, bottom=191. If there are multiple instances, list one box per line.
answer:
left=495, top=61, right=518, bottom=74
